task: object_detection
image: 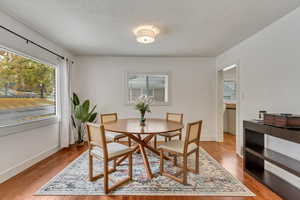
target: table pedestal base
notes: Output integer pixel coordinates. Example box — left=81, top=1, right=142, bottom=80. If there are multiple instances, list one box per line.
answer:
left=116, top=133, right=169, bottom=179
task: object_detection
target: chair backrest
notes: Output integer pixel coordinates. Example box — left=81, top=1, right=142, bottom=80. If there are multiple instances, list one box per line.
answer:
left=166, top=112, right=183, bottom=124
left=100, top=113, right=118, bottom=124
left=184, top=120, right=202, bottom=153
left=86, top=123, right=108, bottom=158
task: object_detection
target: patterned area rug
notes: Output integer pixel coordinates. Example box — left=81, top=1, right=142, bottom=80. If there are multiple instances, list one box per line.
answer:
left=36, top=147, right=254, bottom=196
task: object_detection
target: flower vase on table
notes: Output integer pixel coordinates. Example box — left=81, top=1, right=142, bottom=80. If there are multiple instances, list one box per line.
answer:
left=135, top=95, right=152, bottom=126
left=140, top=112, right=146, bottom=126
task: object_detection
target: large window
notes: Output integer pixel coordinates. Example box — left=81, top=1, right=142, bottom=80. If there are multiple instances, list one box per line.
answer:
left=0, top=49, right=56, bottom=127
left=126, top=73, right=169, bottom=105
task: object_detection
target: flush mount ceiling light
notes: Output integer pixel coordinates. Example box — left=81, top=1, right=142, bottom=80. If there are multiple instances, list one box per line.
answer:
left=133, top=25, right=160, bottom=44
left=223, top=64, right=237, bottom=71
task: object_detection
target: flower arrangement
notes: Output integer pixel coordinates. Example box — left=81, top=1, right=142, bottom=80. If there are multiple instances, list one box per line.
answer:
left=135, top=95, right=153, bottom=126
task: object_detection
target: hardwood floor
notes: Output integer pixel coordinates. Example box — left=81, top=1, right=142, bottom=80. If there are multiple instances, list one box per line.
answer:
left=0, top=134, right=282, bottom=200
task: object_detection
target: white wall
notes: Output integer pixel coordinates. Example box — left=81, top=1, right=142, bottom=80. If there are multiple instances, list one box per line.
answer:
left=73, top=56, right=217, bottom=141
left=0, top=11, right=71, bottom=64
left=0, top=11, right=72, bottom=183
left=223, top=67, right=236, bottom=81
left=217, top=7, right=300, bottom=188
left=0, top=124, right=59, bottom=183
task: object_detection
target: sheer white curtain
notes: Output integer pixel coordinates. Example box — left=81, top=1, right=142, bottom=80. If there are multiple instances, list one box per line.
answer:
left=58, top=58, right=73, bottom=148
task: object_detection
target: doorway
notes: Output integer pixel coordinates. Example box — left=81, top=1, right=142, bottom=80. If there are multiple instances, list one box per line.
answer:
left=217, top=64, right=241, bottom=156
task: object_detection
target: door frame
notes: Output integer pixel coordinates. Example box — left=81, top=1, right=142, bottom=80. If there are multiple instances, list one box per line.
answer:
left=216, top=62, right=242, bottom=157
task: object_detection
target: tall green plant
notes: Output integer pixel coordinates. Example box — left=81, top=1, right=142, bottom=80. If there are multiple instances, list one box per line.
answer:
left=71, top=92, right=97, bottom=144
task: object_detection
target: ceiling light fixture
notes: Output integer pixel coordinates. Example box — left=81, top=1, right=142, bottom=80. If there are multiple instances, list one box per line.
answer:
left=133, top=25, right=160, bottom=44
left=223, top=64, right=237, bottom=71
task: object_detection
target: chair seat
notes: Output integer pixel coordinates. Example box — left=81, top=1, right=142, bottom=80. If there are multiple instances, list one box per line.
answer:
left=91, top=143, right=133, bottom=159
left=105, top=131, right=126, bottom=140
left=159, top=131, right=181, bottom=137
left=159, top=140, right=198, bottom=154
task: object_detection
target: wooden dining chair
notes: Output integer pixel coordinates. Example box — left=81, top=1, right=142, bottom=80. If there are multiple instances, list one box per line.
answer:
left=100, top=113, right=131, bottom=146
left=86, top=123, right=134, bottom=194
left=153, top=113, right=183, bottom=149
left=159, top=120, right=202, bottom=184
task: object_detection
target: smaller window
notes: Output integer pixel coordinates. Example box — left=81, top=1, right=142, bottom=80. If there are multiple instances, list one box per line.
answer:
left=224, top=80, right=236, bottom=101
left=126, top=73, right=169, bottom=105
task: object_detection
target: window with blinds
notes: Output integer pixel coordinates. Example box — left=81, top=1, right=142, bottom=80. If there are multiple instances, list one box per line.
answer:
left=126, top=73, right=169, bottom=105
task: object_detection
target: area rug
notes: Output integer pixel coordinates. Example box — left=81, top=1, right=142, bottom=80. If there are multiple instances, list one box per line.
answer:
left=36, top=147, right=254, bottom=196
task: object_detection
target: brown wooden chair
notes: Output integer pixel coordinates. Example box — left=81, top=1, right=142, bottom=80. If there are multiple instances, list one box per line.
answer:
left=153, top=113, right=183, bottom=149
left=159, top=120, right=202, bottom=184
left=100, top=113, right=131, bottom=146
left=86, top=123, right=134, bottom=194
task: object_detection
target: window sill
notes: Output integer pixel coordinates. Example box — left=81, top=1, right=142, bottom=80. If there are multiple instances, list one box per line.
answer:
left=0, top=117, right=59, bottom=138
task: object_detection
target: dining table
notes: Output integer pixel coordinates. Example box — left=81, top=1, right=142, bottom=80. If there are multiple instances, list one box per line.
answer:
left=103, top=118, right=184, bottom=179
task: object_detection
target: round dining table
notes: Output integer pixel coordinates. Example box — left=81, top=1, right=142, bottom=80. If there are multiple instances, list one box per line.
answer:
left=103, top=118, right=184, bottom=179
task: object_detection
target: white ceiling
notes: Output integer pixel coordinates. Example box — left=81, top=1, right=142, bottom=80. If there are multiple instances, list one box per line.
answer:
left=0, top=0, right=300, bottom=57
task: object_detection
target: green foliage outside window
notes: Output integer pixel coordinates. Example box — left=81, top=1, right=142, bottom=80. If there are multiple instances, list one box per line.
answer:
left=0, top=50, right=55, bottom=98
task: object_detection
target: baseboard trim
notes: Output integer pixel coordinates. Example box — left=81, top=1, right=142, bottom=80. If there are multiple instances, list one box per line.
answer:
left=0, top=146, right=61, bottom=183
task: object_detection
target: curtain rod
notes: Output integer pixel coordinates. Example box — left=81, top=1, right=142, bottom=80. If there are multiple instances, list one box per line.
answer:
left=0, top=25, right=65, bottom=60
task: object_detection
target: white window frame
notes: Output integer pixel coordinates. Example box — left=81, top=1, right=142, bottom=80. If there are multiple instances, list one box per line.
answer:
left=125, top=72, right=170, bottom=106
left=0, top=45, right=59, bottom=137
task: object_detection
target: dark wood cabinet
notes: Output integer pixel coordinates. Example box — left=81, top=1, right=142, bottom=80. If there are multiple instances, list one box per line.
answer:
left=243, top=120, right=300, bottom=200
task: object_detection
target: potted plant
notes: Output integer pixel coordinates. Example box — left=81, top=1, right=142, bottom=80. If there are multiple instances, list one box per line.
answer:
left=71, top=92, right=97, bottom=146
left=135, top=95, right=152, bottom=126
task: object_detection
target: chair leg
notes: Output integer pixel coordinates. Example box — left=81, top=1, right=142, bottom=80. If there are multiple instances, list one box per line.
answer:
left=160, top=149, right=164, bottom=175
left=173, top=154, right=177, bottom=166
left=99, top=153, right=133, bottom=194
left=128, top=137, right=131, bottom=147
left=165, top=137, right=171, bottom=156
left=195, top=149, right=199, bottom=174
left=103, top=160, right=109, bottom=194
left=154, top=135, right=157, bottom=149
left=182, top=155, right=188, bottom=184
left=128, top=153, right=132, bottom=180
left=113, top=159, right=117, bottom=171
left=88, top=154, right=93, bottom=181
left=179, top=134, right=182, bottom=140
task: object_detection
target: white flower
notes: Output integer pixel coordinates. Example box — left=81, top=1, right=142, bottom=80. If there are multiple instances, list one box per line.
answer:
left=135, top=95, right=153, bottom=105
